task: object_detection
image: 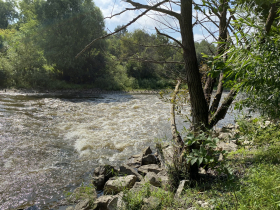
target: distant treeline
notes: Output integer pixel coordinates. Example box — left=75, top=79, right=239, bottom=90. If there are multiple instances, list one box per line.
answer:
left=0, top=0, right=216, bottom=90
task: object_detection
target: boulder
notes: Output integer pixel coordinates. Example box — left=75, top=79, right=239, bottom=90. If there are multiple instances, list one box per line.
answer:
left=107, top=192, right=125, bottom=210
left=217, top=141, right=237, bottom=152
left=160, top=145, right=174, bottom=168
left=94, top=165, right=118, bottom=180
left=175, top=180, right=189, bottom=198
left=92, top=175, right=105, bottom=191
left=66, top=207, right=74, bottom=210
left=218, top=132, right=234, bottom=140
left=126, top=156, right=142, bottom=168
left=144, top=172, right=161, bottom=187
left=142, top=154, right=157, bottom=165
left=119, top=164, right=143, bottom=181
left=104, top=175, right=137, bottom=194
left=74, top=199, right=96, bottom=210
left=130, top=182, right=160, bottom=194
left=142, top=146, right=153, bottom=156
left=138, top=164, right=162, bottom=175
left=158, top=175, right=169, bottom=190
left=141, top=196, right=161, bottom=210
left=93, top=195, right=113, bottom=210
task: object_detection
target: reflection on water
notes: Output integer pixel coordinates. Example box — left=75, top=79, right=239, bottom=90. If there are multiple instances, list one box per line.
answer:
left=0, top=91, right=236, bottom=209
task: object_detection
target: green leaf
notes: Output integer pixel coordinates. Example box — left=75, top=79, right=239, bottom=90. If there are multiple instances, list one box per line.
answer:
left=191, top=158, right=198, bottom=165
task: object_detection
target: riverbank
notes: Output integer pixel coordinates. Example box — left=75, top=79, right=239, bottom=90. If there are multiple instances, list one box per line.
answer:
left=59, top=118, right=280, bottom=210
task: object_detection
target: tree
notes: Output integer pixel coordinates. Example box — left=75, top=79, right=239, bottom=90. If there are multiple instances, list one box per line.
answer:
left=35, top=0, right=106, bottom=83
left=77, top=0, right=279, bottom=179
left=0, top=0, right=17, bottom=29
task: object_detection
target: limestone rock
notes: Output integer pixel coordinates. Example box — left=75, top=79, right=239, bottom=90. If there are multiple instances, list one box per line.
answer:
left=130, top=182, right=160, bottom=194
left=107, top=192, right=125, bottom=210
left=94, top=195, right=113, bottom=210
left=217, top=141, right=237, bottom=152
left=141, top=196, right=161, bottom=210
left=142, top=146, right=153, bottom=156
left=94, top=165, right=118, bottom=180
left=126, top=156, right=142, bottom=168
left=142, top=154, right=157, bottom=165
left=158, top=175, right=169, bottom=190
left=74, top=199, right=96, bottom=210
left=218, top=132, right=234, bottom=140
left=138, top=164, right=162, bottom=175
left=144, top=172, right=161, bottom=187
left=104, top=175, right=137, bottom=194
left=119, top=164, right=143, bottom=181
left=175, top=180, right=189, bottom=198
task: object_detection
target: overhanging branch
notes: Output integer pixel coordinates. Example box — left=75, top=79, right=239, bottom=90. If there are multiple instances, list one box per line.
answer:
left=76, top=0, right=168, bottom=58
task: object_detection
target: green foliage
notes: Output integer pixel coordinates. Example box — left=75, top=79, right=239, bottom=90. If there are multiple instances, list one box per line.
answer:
left=0, top=0, right=18, bottom=29
left=236, top=117, right=280, bottom=146
left=35, top=0, right=106, bottom=83
left=184, top=132, right=225, bottom=168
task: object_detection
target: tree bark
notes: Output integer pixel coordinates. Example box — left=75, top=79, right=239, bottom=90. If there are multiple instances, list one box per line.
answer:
left=180, top=0, right=209, bottom=132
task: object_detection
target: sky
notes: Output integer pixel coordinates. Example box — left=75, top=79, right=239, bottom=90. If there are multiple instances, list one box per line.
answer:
left=94, top=0, right=218, bottom=43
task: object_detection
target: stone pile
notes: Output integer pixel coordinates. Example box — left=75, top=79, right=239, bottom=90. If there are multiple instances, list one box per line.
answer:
left=67, top=146, right=173, bottom=210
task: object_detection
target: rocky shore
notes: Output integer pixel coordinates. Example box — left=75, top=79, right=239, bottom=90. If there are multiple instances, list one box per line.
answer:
left=63, top=122, right=247, bottom=210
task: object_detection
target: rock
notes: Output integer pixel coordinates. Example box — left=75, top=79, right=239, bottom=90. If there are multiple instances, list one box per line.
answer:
left=126, top=156, right=142, bottom=168
left=158, top=175, right=169, bottom=190
left=144, top=172, right=161, bottom=187
left=157, top=169, right=167, bottom=176
left=142, top=154, right=157, bottom=165
left=141, top=196, right=161, bottom=210
left=130, top=182, right=160, bottom=194
left=142, top=146, right=153, bottom=156
left=66, top=207, right=74, bottom=210
left=104, top=175, right=137, bottom=194
left=107, top=192, right=125, bottom=210
left=138, top=164, right=162, bottom=175
left=74, top=199, right=96, bottom=210
left=94, top=165, right=118, bottom=180
left=119, top=164, right=143, bottom=181
left=197, top=200, right=209, bottom=208
left=70, top=186, right=97, bottom=203
left=161, top=145, right=174, bottom=168
left=94, top=195, right=113, bottom=210
left=217, top=141, right=237, bottom=152
left=175, top=180, right=189, bottom=198
left=218, top=132, right=234, bottom=140
left=92, top=175, right=105, bottom=191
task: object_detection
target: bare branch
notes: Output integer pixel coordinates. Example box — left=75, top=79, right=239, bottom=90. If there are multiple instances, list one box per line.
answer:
left=170, top=80, right=184, bottom=147
left=155, top=27, right=185, bottom=50
left=125, top=0, right=182, bottom=20
left=130, top=57, right=184, bottom=64
left=76, top=0, right=168, bottom=58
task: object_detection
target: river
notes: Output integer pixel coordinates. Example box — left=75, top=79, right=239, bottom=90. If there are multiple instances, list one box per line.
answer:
left=0, top=91, right=237, bottom=209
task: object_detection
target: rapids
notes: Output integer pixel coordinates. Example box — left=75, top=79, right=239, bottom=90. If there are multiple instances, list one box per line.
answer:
left=0, top=91, right=236, bottom=209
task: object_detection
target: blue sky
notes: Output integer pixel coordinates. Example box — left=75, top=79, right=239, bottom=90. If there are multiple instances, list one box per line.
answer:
left=94, top=0, right=218, bottom=43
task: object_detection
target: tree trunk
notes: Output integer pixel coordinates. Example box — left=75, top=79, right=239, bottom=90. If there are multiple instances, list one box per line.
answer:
left=180, top=0, right=210, bottom=180
left=180, top=0, right=209, bottom=131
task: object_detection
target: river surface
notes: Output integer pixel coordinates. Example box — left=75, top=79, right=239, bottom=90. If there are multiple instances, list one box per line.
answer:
left=0, top=91, right=237, bottom=209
